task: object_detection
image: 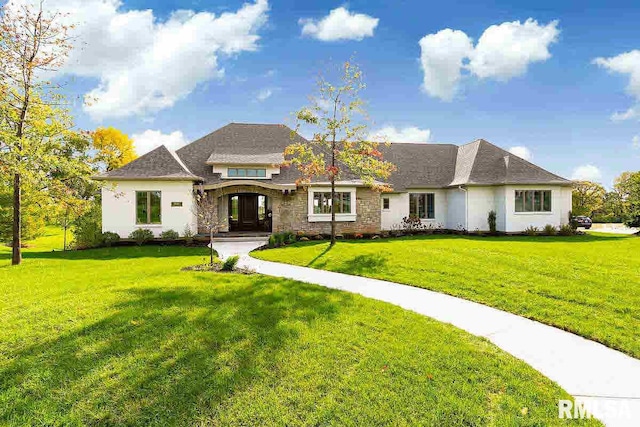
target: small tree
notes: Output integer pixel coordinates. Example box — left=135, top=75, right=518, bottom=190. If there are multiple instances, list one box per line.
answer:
left=193, top=191, right=224, bottom=265
left=285, top=60, right=396, bottom=246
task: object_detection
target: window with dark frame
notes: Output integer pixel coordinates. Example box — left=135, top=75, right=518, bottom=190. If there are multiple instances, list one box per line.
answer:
left=409, top=193, right=435, bottom=219
left=382, top=197, right=390, bottom=210
left=313, top=192, right=351, bottom=214
left=228, top=168, right=266, bottom=178
left=514, top=190, right=552, bottom=212
left=136, top=191, right=161, bottom=224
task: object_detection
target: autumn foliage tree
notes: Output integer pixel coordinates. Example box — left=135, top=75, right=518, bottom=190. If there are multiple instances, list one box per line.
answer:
left=572, top=180, right=606, bottom=217
left=285, top=61, right=396, bottom=245
left=92, top=126, right=136, bottom=171
left=0, top=2, right=94, bottom=264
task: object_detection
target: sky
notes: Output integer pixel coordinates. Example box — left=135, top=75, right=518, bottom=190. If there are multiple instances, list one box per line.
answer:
left=18, top=0, right=640, bottom=188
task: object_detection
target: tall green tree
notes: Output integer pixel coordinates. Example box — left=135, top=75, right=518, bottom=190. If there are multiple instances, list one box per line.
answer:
left=572, top=180, right=606, bottom=217
left=614, top=171, right=640, bottom=227
left=0, top=2, right=94, bottom=264
left=285, top=61, right=396, bottom=245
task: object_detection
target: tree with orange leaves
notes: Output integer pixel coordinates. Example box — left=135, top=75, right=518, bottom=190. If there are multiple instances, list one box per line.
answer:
left=285, top=60, right=396, bottom=246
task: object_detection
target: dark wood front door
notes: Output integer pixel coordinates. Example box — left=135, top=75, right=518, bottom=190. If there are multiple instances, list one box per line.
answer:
left=230, top=194, right=265, bottom=231
left=239, top=195, right=258, bottom=230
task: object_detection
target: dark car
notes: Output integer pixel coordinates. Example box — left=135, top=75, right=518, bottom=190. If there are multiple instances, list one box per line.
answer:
left=573, top=216, right=592, bottom=229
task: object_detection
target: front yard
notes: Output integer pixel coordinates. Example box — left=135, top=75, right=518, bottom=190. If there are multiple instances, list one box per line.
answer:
left=0, top=230, right=596, bottom=425
left=253, top=233, right=640, bottom=359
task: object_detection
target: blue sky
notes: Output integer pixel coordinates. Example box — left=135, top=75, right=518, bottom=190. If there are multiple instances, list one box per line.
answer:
left=49, top=0, right=640, bottom=188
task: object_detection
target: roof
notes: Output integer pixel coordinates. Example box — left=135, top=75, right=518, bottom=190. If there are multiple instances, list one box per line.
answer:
left=94, top=145, right=203, bottom=181
left=206, top=152, right=284, bottom=165
left=99, top=123, right=570, bottom=188
left=449, top=139, right=570, bottom=187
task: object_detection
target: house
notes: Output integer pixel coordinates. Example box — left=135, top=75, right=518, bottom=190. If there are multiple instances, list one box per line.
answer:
left=95, top=123, right=572, bottom=237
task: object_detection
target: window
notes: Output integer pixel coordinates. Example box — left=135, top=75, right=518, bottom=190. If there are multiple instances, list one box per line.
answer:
left=313, top=192, right=351, bottom=214
left=258, top=195, right=267, bottom=220
left=230, top=195, right=239, bottom=221
left=515, top=190, right=552, bottom=213
left=409, top=193, right=435, bottom=219
left=228, top=168, right=266, bottom=178
left=382, top=197, right=390, bottom=210
left=136, top=191, right=161, bottom=224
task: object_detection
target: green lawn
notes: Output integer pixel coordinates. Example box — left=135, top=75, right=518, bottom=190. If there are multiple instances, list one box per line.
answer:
left=253, top=233, right=640, bottom=360
left=0, top=231, right=596, bottom=425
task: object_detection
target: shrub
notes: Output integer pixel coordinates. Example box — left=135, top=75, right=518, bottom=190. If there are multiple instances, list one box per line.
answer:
left=626, top=215, right=640, bottom=228
left=558, top=224, right=575, bottom=236
left=102, top=232, right=120, bottom=247
left=160, top=229, right=179, bottom=239
left=73, top=202, right=103, bottom=248
left=183, top=224, right=194, bottom=244
left=524, top=226, right=538, bottom=236
left=222, top=255, right=239, bottom=271
left=268, top=234, right=277, bottom=248
left=542, top=224, right=556, bottom=236
left=487, top=210, right=497, bottom=234
left=275, top=232, right=285, bottom=247
left=401, top=215, right=426, bottom=233
left=568, top=211, right=578, bottom=231
left=283, top=231, right=296, bottom=244
left=129, top=228, right=154, bottom=245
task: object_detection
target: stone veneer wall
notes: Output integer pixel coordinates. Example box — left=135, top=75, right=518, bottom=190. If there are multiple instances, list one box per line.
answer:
left=278, top=187, right=381, bottom=234
left=199, top=185, right=381, bottom=234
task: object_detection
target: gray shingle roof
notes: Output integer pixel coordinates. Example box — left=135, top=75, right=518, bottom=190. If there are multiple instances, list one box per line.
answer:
left=94, top=145, right=203, bottom=181
left=206, top=152, right=284, bottom=165
left=99, top=123, right=570, bottom=188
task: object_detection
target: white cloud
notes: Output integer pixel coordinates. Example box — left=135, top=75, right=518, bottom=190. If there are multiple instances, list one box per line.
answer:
left=611, top=106, right=640, bottom=121
left=11, top=0, right=269, bottom=120
left=256, top=88, right=273, bottom=102
left=469, top=19, right=559, bottom=80
left=419, top=29, right=473, bottom=101
left=369, top=126, right=432, bottom=143
left=419, top=19, right=559, bottom=100
left=132, top=130, right=189, bottom=155
left=593, top=50, right=640, bottom=121
left=571, top=164, right=602, bottom=182
left=300, top=7, right=378, bottom=41
left=508, top=146, right=532, bottom=161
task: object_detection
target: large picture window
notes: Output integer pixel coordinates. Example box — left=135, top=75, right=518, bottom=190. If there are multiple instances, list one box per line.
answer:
left=515, top=190, right=552, bottom=212
left=313, top=192, right=351, bottom=214
left=136, top=191, right=161, bottom=224
left=409, top=193, right=435, bottom=219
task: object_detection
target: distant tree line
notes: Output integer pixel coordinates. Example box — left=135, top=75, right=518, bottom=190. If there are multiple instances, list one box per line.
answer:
left=572, top=171, right=640, bottom=226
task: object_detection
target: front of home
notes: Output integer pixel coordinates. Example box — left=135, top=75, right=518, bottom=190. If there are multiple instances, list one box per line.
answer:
left=96, top=123, right=572, bottom=237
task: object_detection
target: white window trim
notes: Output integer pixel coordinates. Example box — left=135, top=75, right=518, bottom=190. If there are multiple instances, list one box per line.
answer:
left=211, top=164, right=281, bottom=179
left=382, top=196, right=390, bottom=211
left=514, top=189, right=553, bottom=214
left=307, top=187, right=357, bottom=222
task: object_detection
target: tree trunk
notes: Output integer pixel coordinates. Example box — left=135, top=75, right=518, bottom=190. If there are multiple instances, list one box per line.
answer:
left=12, top=173, right=21, bottom=265
left=330, top=177, right=336, bottom=246
left=210, top=229, right=214, bottom=265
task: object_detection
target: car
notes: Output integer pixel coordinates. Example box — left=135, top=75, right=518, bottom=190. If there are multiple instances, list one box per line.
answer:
left=573, top=215, right=592, bottom=229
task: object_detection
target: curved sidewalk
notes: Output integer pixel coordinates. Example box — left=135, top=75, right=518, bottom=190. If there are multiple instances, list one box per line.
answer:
left=232, top=249, right=640, bottom=427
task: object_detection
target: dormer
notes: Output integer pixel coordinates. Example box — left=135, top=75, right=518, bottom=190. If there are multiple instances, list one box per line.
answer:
left=205, top=153, right=284, bottom=180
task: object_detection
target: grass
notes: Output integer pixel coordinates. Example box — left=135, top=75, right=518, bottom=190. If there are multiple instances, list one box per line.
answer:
left=253, top=233, right=640, bottom=360
left=0, top=229, right=597, bottom=425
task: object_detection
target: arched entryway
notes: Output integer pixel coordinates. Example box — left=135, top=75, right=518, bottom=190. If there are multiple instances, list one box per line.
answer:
left=228, top=193, right=271, bottom=232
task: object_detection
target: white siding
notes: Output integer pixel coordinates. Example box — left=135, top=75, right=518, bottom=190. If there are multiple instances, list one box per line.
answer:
left=102, top=180, right=196, bottom=238
left=466, top=187, right=497, bottom=231
left=381, top=190, right=447, bottom=230
left=446, top=188, right=466, bottom=230
left=504, top=185, right=572, bottom=232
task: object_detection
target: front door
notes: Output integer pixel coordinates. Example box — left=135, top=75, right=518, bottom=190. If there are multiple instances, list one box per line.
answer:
left=239, top=194, right=258, bottom=230
left=229, top=194, right=263, bottom=231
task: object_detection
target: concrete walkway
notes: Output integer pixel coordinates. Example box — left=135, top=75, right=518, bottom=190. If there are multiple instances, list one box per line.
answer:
left=213, top=240, right=640, bottom=426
